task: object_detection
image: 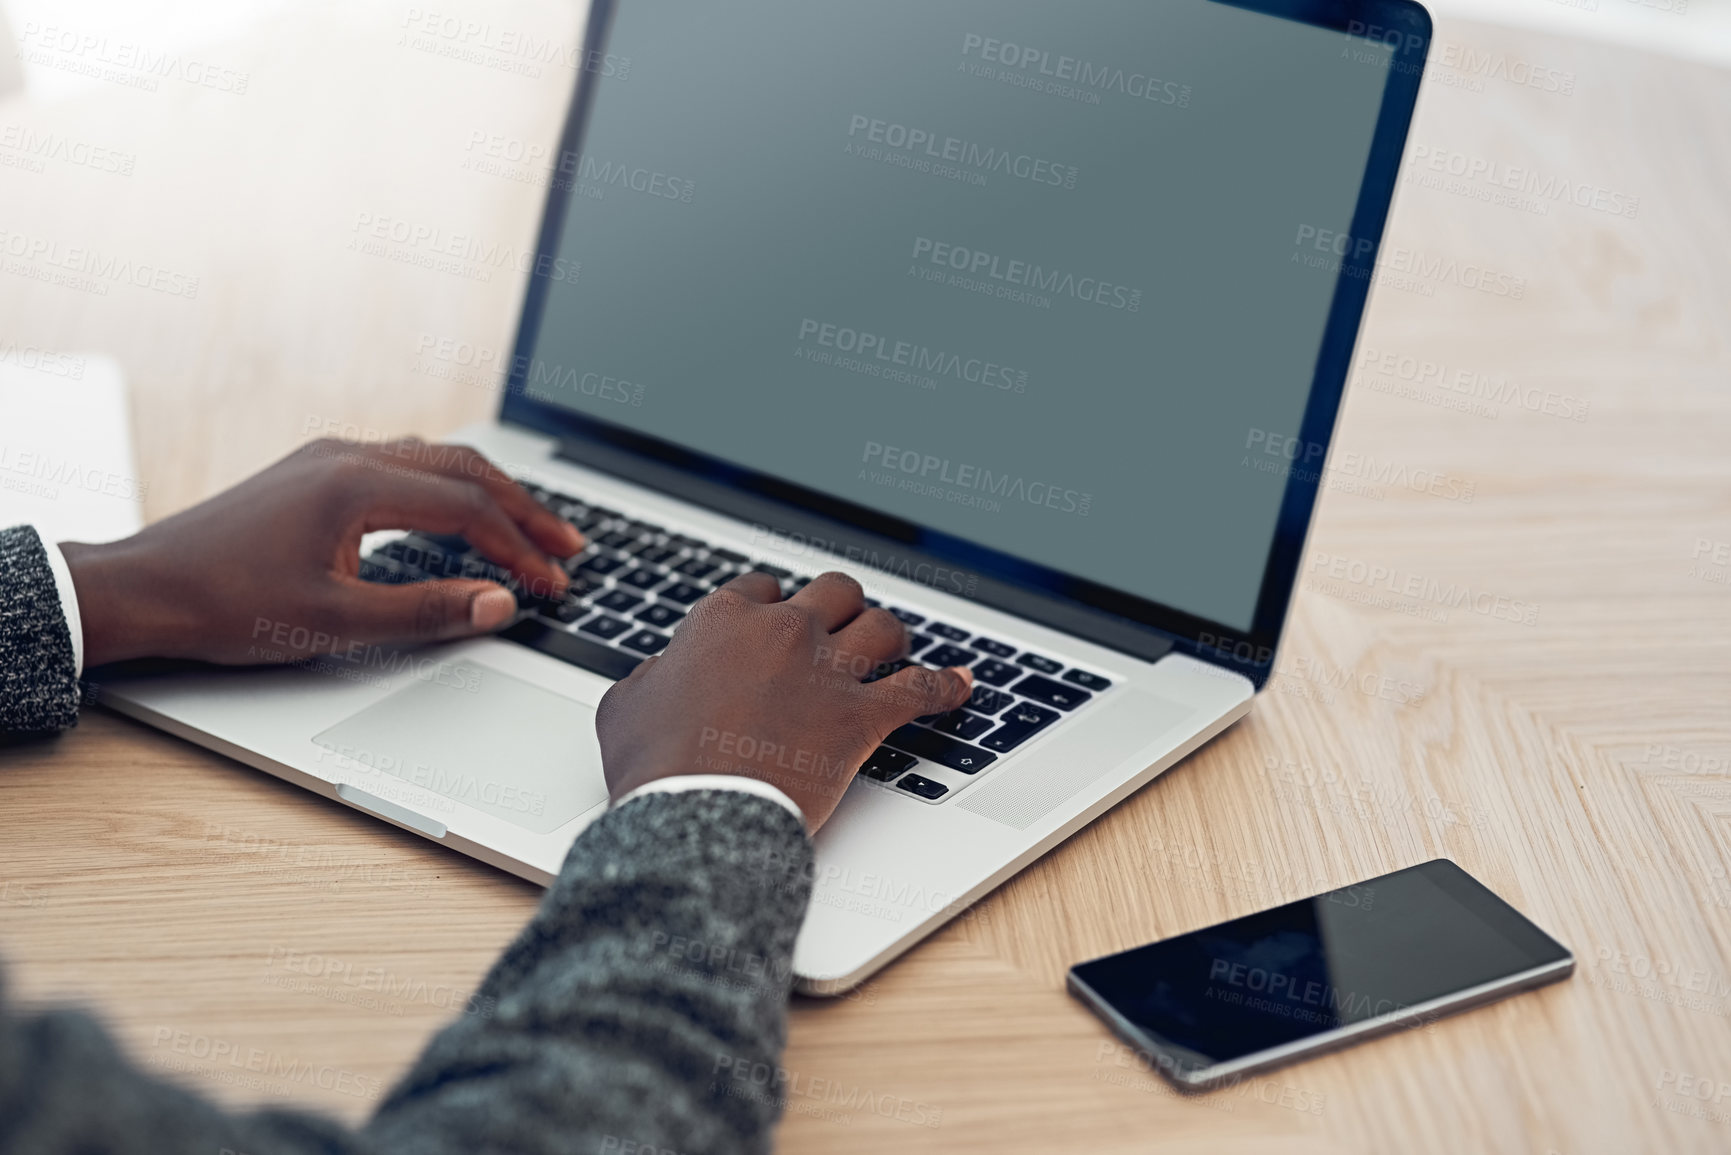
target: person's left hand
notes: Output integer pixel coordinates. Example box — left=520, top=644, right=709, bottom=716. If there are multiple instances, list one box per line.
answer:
left=59, top=438, right=583, bottom=668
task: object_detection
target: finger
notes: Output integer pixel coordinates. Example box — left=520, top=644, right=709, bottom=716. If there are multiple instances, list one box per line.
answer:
left=355, top=470, right=568, bottom=599
left=712, top=570, right=783, bottom=605
left=326, top=578, right=520, bottom=646
left=786, top=571, right=866, bottom=632
left=373, top=439, right=584, bottom=559
left=866, top=664, right=974, bottom=730
left=827, top=607, right=908, bottom=679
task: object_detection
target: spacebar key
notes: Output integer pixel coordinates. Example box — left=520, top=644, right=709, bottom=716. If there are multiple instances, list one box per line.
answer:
left=500, top=618, right=643, bottom=681
left=885, top=725, right=997, bottom=774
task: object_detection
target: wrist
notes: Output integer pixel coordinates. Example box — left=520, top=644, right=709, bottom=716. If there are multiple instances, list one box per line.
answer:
left=59, top=538, right=192, bottom=667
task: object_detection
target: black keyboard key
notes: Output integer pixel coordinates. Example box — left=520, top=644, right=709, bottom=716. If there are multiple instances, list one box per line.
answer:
left=973, top=637, right=1015, bottom=658
left=618, top=567, right=665, bottom=592
left=620, top=629, right=669, bottom=655
left=596, top=530, right=639, bottom=550
left=859, top=746, right=916, bottom=782
left=922, top=644, right=977, bottom=669
left=888, top=607, right=925, bottom=626
left=565, top=574, right=604, bottom=599
left=577, top=554, right=627, bottom=578
left=626, top=520, right=664, bottom=536
left=968, top=686, right=1015, bottom=715
left=1011, top=674, right=1091, bottom=711
left=499, top=619, right=642, bottom=680
left=668, top=534, right=707, bottom=550
left=588, top=505, right=623, bottom=520
left=750, top=562, right=792, bottom=579
left=885, top=725, right=997, bottom=774
left=635, top=603, right=685, bottom=629
left=926, top=622, right=969, bottom=641
left=972, top=658, right=1019, bottom=687
left=709, top=547, right=748, bottom=565
left=980, top=702, right=1060, bottom=752
left=596, top=589, right=643, bottom=613
left=550, top=601, right=588, bottom=624
left=573, top=512, right=608, bottom=533
left=636, top=545, right=682, bottom=566
left=579, top=615, right=632, bottom=641
left=1017, top=652, right=1063, bottom=675
left=927, top=709, right=993, bottom=741
left=896, top=773, right=949, bottom=800
left=1063, top=669, right=1113, bottom=692
left=905, top=634, right=935, bottom=655
left=675, top=558, right=721, bottom=581
left=660, top=582, right=708, bottom=606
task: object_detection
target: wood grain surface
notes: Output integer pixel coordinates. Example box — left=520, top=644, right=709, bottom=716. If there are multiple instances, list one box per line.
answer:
left=2, top=7, right=1728, bottom=1153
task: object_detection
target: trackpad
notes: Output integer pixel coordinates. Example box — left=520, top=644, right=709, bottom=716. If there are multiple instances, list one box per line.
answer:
left=311, top=664, right=609, bottom=835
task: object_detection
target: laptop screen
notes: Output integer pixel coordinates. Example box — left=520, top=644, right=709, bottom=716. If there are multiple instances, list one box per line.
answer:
left=516, top=0, right=1398, bottom=635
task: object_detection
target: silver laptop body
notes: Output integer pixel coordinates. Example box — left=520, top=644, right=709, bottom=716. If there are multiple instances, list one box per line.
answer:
left=98, top=0, right=1428, bottom=993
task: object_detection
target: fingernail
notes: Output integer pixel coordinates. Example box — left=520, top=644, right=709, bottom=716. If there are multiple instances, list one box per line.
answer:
left=952, top=666, right=974, bottom=688
left=470, top=589, right=518, bottom=630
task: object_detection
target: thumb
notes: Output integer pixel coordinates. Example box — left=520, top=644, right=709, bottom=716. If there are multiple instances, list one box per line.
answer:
left=866, top=663, right=974, bottom=732
left=335, top=578, right=520, bottom=645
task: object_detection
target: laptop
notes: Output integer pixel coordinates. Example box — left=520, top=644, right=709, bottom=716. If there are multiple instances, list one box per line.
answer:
left=99, top=0, right=1430, bottom=993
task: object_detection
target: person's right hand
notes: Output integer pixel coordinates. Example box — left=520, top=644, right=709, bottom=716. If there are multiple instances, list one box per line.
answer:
left=595, top=571, right=974, bottom=831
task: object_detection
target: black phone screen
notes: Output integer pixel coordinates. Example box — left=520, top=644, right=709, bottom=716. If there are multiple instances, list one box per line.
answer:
left=1069, top=859, right=1571, bottom=1072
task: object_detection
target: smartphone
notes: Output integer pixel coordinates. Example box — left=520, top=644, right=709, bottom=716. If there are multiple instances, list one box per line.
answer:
left=1067, top=859, right=1573, bottom=1090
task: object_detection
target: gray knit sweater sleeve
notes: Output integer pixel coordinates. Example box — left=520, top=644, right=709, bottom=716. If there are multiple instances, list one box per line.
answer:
left=0, top=525, right=80, bottom=734
left=0, top=792, right=815, bottom=1155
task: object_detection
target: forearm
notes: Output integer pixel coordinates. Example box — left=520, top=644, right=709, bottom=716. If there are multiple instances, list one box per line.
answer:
left=0, top=526, right=81, bottom=735
left=366, top=789, right=813, bottom=1155
left=0, top=790, right=810, bottom=1155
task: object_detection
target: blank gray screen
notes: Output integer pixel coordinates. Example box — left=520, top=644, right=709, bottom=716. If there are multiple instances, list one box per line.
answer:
left=524, top=0, right=1391, bottom=630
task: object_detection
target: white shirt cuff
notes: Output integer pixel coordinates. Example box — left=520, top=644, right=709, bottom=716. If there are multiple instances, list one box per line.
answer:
left=614, top=775, right=806, bottom=828
left=35, top=530, right=84, bottom=677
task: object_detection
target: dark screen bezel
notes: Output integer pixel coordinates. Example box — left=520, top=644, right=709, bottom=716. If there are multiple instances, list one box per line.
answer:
left=497, top=0, right=1433, bottom=687
left=1068, top=859, right=1573, bottom=1068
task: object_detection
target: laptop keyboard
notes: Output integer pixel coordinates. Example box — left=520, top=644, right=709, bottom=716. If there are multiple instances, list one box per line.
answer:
left=358, top=485, right=1113, bottom=805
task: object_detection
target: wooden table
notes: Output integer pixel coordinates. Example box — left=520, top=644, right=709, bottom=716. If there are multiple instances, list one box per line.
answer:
left=3, top=7, right=1729, bottom=1152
